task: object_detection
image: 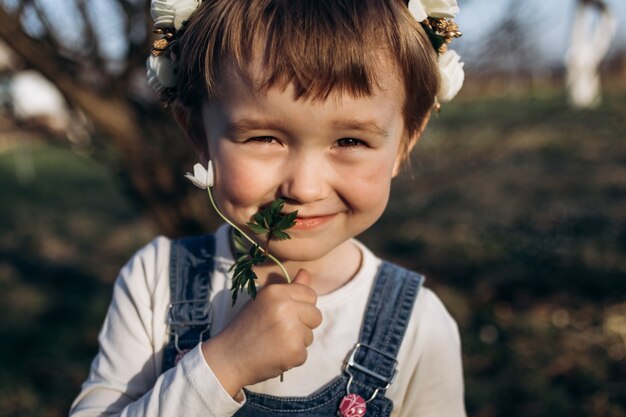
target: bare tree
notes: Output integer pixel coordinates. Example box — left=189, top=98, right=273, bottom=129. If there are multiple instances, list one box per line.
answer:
left=0, top=0, right=213, bottom=236
left=565, top=0, right=617, bottom=108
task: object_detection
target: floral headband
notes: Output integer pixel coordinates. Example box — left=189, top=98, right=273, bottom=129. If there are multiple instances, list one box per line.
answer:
left=147, top=0, right=464, bottom=105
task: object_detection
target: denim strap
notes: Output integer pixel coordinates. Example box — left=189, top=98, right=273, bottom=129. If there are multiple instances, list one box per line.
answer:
left=162, top=235, right=215, bottom=372
left=346, top=262, right=424, bottom=400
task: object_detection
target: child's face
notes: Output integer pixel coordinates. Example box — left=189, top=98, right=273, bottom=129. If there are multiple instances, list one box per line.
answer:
left=200, top=63, right=416, bottom=264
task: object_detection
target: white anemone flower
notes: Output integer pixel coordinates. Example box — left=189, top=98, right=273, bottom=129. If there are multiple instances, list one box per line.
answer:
left=408, top=0, right=459, bottom=21
left=407, top=0, right=464, bottom=103
left=421, top=0, right=459, bottom=19
left=146, top=55, right=177, bottom=93
left=151, top=0, right=201, bottom=30
left=185, top=161, right=214, bottom=189
left=436, top=50, right=465, bottom=103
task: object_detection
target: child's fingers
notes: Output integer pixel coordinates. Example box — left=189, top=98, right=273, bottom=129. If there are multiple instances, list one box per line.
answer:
left=290, top=269, right=317, bottom=304
left=298, top=303, right=323, bottom=330
left=302, top=327, right=314, bottom=347
left=289, top=282, right=317, bottom=305
left=264, top=269, right=316, bottom=304
left=292, top=269, right=311, bottom=287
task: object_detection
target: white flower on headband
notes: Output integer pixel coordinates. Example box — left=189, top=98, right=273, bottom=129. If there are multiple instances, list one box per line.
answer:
left=408, top=0, right=460, bottom=21
left=408, top=0, right=464, bottom=103
left=185, top=161, right=214, bottom=189
left=437, top=50, right=464, bottom=103
left=151, top=0, right=201, bottom=30
left=146, top=55, right=177, bottom=93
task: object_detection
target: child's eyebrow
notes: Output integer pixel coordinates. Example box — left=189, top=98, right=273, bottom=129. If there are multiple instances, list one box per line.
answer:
left=332, top=119, right=390, bottom=138
left=224, top=118, right=285, bottom=137
left=224, top=117, right=390, bottom=138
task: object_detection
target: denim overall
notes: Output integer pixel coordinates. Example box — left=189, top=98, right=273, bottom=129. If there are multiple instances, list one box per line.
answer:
left=163, top=235, right=424, bottom=417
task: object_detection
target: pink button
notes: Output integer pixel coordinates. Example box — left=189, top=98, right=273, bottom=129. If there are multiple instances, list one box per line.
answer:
left=339, top=393, right=367, bottom=417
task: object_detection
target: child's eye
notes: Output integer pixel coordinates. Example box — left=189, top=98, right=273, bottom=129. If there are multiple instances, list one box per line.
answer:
left=336, top=138, right=366, bottom=148
left=247, top=136, right=277, bottom=144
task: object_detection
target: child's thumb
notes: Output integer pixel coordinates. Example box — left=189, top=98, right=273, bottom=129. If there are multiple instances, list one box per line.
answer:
left=292, top=269, right=311, bottom=287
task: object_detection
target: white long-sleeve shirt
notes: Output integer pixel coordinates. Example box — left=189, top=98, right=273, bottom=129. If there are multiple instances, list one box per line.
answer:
left=70, top=225, right=466, bottom=417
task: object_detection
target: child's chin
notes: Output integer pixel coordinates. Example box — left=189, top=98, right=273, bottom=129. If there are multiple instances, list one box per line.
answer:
left=270, top=239, right=339, bottom=264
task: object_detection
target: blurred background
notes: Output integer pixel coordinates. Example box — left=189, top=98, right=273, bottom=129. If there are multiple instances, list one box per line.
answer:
left=0, top=0, right=624, bottom=416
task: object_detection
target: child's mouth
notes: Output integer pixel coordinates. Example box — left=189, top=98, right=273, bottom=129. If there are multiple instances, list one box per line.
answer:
left=291, top=214, right=336, bottom=230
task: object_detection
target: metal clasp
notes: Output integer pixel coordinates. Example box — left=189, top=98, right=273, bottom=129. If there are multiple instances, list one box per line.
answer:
left=167, top=299, right=212, bottom=353
left=344, top=343, right=398, bottom=403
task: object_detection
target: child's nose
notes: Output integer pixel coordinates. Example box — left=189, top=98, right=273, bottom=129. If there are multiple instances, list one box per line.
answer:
left=279, top=155, right=329, bottom=204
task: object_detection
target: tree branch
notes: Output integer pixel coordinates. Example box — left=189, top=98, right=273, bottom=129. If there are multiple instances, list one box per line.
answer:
left=75, top=0, right=102, bottom=66
left=0, top=6, right=143, bottom=155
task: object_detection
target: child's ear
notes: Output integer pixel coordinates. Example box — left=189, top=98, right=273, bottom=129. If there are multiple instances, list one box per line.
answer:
left=392, top=110, right=432, bottom=177
left=171, top=100, right=210, bottom=162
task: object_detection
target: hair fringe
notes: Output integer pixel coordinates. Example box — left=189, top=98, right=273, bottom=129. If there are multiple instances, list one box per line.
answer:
left=173, top=0, right=438, bottom=152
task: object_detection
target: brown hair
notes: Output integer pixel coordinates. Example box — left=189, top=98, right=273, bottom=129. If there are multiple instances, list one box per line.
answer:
left=172, top=0, right=439, bottom=152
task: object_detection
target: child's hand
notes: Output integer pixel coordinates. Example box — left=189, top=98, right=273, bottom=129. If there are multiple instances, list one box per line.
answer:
left=201, top=270, right=322, bottom=398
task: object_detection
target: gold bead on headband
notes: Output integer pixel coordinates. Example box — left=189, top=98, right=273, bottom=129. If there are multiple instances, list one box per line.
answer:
left=421, top=17, right=462, bottom=55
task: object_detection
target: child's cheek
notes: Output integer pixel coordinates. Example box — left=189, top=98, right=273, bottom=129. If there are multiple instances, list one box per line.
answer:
left=340, top=157, right=394, bottom=213
left=349, top=155, right=395, bottom=189
left=212, top=154, right=278, bottom=211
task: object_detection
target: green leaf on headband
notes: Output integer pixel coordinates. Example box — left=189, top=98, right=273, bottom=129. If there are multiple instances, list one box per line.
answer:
left=421, top=23, right=446, bottom=55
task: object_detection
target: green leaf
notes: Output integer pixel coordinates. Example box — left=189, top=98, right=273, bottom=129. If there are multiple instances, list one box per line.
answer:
left=232, top=233, right=249, bottom=254
left=271, top=230, right=291, bottom=241
left=421, top=23, right=446, bottom=55
left=252, top=212, right=267, bottom=229
left=247, top=279, right=257, bottom=299
left=247, top=222, right=269, bottom=235
left=228, top=198, right=297, bottom=306
left=261, top=211, right=273, bottom=229
left=273, top=211, right=297, bottom=232
left=249, top=245, right=268, bottom=264
left=231, top=264, right=259, bottom=305
left=231, top=292, right=238, bottom=305
left=269, top=199, right=284, bottom=216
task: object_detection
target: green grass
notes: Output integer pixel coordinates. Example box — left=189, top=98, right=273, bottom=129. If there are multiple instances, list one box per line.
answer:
left=0, top=145, right=153, bottom=417
left=1, top=93, right=625, bottom=417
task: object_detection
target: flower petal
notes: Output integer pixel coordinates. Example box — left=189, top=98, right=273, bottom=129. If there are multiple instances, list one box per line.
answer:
left=146, top=55, right=177, bottom=93
left=422, top=0, right=459, bottom=18
left=184, top=173, right=207, bottom=189
left=151, top=0, right=201, bottom=29
left=437, top=50, right=465, bottom=103
left=206, top=160, right=214, bottom=187
left=407, top=0, right=428, bottom=21
left=151, top=0, right=175, bottom=29
left=174, top=4, right=200, bottom=29
left=146, top=57, right=165, bottom=93
left=185, top=162, right=213, bottom=189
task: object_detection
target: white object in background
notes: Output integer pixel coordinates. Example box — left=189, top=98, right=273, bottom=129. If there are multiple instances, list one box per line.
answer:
left=10, top=70, right=70, bottom=125
left=565, top=1, right=618, bottom=109
left=9, top=70, right=90, bottom=145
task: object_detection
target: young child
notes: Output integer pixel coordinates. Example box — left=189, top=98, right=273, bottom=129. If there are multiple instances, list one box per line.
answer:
left=71, top=1, right=466, bottom=416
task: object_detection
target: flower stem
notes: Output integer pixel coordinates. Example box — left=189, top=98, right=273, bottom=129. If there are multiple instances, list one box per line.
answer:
left=206, top=187, right=292, bottom=284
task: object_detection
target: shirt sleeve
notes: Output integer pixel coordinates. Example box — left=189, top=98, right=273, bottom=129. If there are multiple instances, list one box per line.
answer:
left=69, top=238, right=245, bottom=417
left=397, top=289, right=466, bottom=417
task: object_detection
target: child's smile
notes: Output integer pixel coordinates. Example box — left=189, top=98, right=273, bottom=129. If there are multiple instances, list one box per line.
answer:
left=201, top=61, right=415, bottom=280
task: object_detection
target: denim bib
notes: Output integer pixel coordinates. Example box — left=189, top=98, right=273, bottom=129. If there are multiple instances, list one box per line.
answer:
left=163, top=235, right=423, bottom=417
